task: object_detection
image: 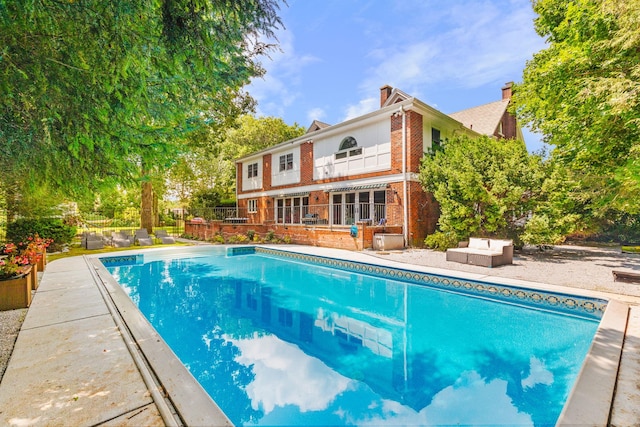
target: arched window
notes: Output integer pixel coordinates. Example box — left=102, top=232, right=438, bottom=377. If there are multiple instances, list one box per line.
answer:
left=339, top=136, right=357, bottom=150
left=335, top=136, right=362, bottom=159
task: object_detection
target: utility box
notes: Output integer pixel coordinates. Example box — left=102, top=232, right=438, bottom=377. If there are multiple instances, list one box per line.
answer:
left=373, top=233, right=405, bottom=251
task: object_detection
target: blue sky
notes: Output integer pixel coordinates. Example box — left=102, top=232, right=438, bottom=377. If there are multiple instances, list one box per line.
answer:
left=247, top=0, right=548, bottom=152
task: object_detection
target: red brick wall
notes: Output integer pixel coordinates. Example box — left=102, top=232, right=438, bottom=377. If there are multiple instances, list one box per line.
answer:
left=406, top=110, right=424, bottom=173
left=236, top=163, right=244, bottom=194
left=406, top=181, right=439, bottom=247
left=263, top=153, right=272, bottom=190
left=498, top=110, right=518, bottom=140
left=390, top=113, right=403, bottom=173
left=300, top=141, right=314, bottom=185
left=185, top=221, right=402, bottom=250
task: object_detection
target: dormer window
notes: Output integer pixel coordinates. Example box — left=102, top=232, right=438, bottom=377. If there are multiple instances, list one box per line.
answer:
left=335, top=136, right=362, bottom=160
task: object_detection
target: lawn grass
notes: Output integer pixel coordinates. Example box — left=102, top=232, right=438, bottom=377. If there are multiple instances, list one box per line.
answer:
left=47, top=241, right=192, bottom=262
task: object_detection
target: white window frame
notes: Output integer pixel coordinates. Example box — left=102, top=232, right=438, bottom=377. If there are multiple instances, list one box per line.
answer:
left=279, top=153, right=293, bottom=172
left=247, top=163, right=258, bottom=178
left=247, top=199, right=258, bottom=213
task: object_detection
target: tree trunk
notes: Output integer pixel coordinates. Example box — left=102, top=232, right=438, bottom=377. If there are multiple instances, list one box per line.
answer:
left=141, top=180, right=154, bottom=234
left=4, top=181, right=17, bottom=223
left=153, top=191, right=159, bottom=227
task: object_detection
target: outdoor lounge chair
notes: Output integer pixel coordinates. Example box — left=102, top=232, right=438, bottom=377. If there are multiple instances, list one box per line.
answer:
left=446, top=238, right=513, bottom=267
left=154, top=229, right=176, bottom=244
left=111, top=231, right=132, bottom=248
left=82, top=232, right=105, bottom=250
left=134, top=229, right=154, bottom=246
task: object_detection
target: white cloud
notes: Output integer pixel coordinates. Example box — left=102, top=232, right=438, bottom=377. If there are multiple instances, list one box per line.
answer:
left=249, top=27, right=320, bottom=119
left=349, top=371, right=533, bottom=426
left=307, top=107, right=326, bottom=123
left=230, top=334, right=352, bottom=414
left=522, top=356, right=554, bottom=389
left=343, top=97, right=378, bottom=121
left=359, top=0, right=545, bottom=93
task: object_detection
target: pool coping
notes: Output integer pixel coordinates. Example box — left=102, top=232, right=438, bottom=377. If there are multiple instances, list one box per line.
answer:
left=89, top=255, right=232, bottom=427
left=88, top=244, right=630, bottom=425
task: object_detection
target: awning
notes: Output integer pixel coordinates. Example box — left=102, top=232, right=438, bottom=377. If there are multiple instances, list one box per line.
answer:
left=274, top=192, right=310, bottom=198
left=326, top=183, right=388, bottom=193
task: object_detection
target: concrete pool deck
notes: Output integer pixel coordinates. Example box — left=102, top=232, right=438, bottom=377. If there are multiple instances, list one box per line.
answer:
left=0, top=244, right=638, bottom=425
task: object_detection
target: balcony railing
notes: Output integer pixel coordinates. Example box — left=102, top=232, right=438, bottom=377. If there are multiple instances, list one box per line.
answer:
left=187, top=203, right=401, bottom=226
left=274, top=203, right=399, bottom=226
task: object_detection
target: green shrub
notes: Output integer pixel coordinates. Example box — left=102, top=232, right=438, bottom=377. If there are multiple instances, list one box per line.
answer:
left=265, top=230, right=275, bottom=242
left=210, top=233, right=225, bottom=244
left=180, top=233, right=199, bottom=240
left=7, top=218, right=77, bottom=251
left=424, top=231, right=460, bottom=251
left=228, top=234, right=249, bottom=244
left=246, top=229, right=255, bottom=241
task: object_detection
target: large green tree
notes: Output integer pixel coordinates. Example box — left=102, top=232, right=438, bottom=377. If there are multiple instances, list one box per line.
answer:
left=0, top=0, right=283, bottom=230
left=166, top=114, right=305, bottom=206
left=512, top=0, right=640, bottom=215
left=419, top=135, right=546, bottom=248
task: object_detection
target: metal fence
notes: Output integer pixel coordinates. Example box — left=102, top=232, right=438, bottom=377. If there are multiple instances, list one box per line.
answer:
left=0, top=202, right=402, bottom=244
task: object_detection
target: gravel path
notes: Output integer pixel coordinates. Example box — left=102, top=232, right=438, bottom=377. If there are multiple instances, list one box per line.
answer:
left=367, top=244, right=640, bottom=299
left=0, top=308, right=27, bottom=381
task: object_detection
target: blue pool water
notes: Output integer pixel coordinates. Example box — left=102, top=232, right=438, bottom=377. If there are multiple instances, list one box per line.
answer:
left=102, top=247, right=601, bottom=426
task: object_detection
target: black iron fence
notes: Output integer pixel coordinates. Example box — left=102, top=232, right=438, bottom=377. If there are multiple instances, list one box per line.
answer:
left=0, top=202, right=402, bottom=244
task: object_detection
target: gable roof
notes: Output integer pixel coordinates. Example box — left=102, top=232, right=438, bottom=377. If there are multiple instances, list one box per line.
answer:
left=306, top=119, right=331, bottom=134
left=448, top=99, right=510, bottom=137
left=381, top=88, right=412, bottom=107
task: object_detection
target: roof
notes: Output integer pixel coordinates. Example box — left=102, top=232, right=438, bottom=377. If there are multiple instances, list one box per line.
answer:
left=448, top=99, right=510, bottom=136
left=306, top=120, right=331, bottom=134
left=381, top=88, right=412, bottom=107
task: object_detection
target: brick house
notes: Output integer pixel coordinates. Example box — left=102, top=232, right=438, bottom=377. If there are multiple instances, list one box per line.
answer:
left=190, top=83, right=521, bottom=250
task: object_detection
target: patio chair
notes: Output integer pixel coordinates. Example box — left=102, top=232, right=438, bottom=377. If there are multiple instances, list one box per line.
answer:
left=154, top=229, right=176, bottom=244
left=119, top=230, right=134, bottom=242
left=134, top=229, right=154, bottom=246
left=111, top=231, right=132, bottom=248
left=82, top=232, right=104, bottom=250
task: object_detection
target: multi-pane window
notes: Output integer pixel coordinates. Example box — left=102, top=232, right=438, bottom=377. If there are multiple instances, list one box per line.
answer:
left=279, top=153, right=293, bottom=172
left=275, top=196, right=309, bottom=224
left=247, top=199, right=258, bottom=213
left=247, top=162, right=258, bottom=178
left=331, top=189, right=386, bottom=225
left=335, top=136, right=363, bottom=159
left=432, top=128, right=441, bottom=146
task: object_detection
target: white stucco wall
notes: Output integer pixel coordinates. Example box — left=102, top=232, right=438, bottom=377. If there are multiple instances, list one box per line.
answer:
left=271, top=146, right=301, bottom=187
left=241, top=157, right=263, bottom=192
left=313, top=119, right=391, bottom=180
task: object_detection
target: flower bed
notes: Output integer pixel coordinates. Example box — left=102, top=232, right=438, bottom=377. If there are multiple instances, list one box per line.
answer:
left=0, top=268, right=32, bottom=310
left=0, top=235, right=51, bottom=305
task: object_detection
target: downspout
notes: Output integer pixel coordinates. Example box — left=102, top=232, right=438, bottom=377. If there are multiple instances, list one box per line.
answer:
left=400, top=106, right=409, bottom=246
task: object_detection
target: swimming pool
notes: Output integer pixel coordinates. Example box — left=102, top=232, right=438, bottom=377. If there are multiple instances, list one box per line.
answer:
left=98, top=246, right=609, bottom=426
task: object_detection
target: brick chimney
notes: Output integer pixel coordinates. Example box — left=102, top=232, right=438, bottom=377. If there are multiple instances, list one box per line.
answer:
left=502, top=82, right=513, bottom=100
left=380, top=85, right=393, bottom=107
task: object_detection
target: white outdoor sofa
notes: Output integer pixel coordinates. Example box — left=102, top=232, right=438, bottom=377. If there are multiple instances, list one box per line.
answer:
left=446, top=237, right=514, bottom=268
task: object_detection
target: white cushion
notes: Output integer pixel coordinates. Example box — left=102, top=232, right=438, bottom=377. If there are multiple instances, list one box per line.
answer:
left=490, top=239, right=513, bottom=249
left=468, top=238, right=490, bottom=250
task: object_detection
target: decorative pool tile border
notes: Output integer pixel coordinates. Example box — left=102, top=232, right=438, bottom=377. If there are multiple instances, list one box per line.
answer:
left=227, top=246, right=256, bottom=256
left=100, top=254, right=144, bottom=267
left=254, top=247, right=607, bottom=320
